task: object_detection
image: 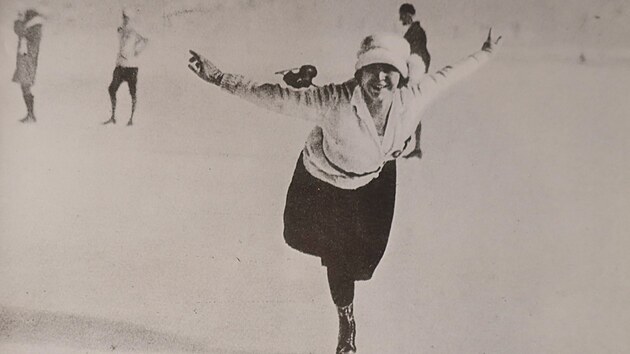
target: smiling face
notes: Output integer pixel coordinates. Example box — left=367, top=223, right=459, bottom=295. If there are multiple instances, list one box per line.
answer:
left=358, top=63, right=401, bottom=102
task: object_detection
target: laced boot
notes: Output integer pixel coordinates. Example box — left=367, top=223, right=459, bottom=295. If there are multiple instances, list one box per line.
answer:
left=19, top=114, right=35, bottom=123
left=336, top=303, right=356, bottom=353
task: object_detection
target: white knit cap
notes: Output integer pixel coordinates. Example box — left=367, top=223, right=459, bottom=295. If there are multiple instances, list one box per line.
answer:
left=355, top=33, right=411, bottom=78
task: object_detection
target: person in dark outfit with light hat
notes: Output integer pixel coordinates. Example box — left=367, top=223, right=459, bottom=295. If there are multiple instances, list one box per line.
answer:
left=13, top=7, right=45, bottom=123
left=188, top=29, right=502, bottom=353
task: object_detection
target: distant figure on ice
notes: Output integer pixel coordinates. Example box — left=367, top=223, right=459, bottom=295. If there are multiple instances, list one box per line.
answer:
left=578, top=52, right=587, bottom=64
left=103, top=7, right=149, bottom=126
left=188, top=29, right=501, bottom=353
left=277, top=65, right=319, bottom=89
left=399, top=3, right=432, bottom=158
left=13, top=7, right=45, bottom=123
left=400, top=3, right=430, bottom=77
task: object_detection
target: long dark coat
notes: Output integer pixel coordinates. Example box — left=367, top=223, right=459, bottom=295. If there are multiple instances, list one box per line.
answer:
left=13, top=19, right=42, bottom=86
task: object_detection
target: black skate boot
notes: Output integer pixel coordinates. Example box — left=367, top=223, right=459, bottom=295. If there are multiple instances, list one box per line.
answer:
left=336, top=303, right=356, bottom=353
left=103, top=116, right=116, bottom=125
left=19, top=114, right=36, bottom=123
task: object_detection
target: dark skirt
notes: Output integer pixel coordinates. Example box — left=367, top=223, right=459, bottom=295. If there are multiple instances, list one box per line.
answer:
left=283, top=153, right=397, bottom=281
left=13, top=24, right=42, bottom=86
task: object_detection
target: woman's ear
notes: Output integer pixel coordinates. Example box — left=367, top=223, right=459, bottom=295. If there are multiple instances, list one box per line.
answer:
left=398, top=76, right=409, bottom=89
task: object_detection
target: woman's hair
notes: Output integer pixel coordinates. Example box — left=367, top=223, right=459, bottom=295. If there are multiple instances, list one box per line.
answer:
left=354, top=64, right=409, bottom=89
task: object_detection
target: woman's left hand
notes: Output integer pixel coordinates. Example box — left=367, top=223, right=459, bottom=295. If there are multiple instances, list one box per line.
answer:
left=188, top=50, right=223, bottom=85
left=481, top=28, right=502, bottom=53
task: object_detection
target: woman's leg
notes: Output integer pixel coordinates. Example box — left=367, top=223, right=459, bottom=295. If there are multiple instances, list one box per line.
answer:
left=403, top=121, right=423, bottom=159
left=20, top=84, right=35, bottom=122
left=328, top=267, right=357, bottom=353
left=328, top=267, right=354, bottom=307
left=104, top=67, right=123, bottom=124
left=126, top=68, right=138, bottom=126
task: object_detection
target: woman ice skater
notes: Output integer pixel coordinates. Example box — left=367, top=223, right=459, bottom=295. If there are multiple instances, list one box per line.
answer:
left=13, top=7, right=45, bottom=123
left=188, top=29, right=501, bottom=353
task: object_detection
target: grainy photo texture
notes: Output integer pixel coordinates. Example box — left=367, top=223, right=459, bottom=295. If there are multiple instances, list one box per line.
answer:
left=1, top=1, right=629, bottom=353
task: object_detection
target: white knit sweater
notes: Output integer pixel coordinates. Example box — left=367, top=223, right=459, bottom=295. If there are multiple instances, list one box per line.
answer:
left=115, top=25, right=148, bottom=67
left=218, top=48, right=496, bottom=189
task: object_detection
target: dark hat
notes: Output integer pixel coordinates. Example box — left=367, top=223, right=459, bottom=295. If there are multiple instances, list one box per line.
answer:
left=300, top=65, right=318, bottom=78
left=399, top=3, right=416, bottom=15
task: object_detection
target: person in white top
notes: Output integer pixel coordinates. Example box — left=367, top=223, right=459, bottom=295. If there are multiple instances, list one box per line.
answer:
left=103, top=7, right=148, bottom=126
left=189, top=29, right=501, bottom=353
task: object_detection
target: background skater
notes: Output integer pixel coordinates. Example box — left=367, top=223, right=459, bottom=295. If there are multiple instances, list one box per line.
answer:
left=13, top=6, right=45, bottom=123
left=399, top=3, right=431, bottom=158
left=400, top=3, right=430, bottom=76
left=103, top=7, right=149, bottom=126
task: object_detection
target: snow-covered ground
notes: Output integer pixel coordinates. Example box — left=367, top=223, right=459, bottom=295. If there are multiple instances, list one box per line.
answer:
left=1, top=0, right=629, bottom=353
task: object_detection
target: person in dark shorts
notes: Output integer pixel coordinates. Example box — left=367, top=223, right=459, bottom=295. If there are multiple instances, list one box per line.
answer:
left=281, top=65, right=318, bottom=89
left=399, top=3, right=432, bottom=158
left=188, top=30, right=501, bottom=353
left=12, top=7, right=45, bottom=123
left=103, top=7, right=148, bottom=126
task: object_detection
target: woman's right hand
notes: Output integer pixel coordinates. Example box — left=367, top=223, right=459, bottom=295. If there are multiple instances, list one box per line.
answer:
left=481, top=28, right=502, bottom=53
left=188, top=50, right=224, bottom=85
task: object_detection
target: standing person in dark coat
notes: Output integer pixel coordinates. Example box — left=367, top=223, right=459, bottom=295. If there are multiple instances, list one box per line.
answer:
left=400, top=3, right=430, bottom=75
left=188, top=29, right=501, bottom=353
left=13, top=7, right=45, bottom=123
left=399, top=3, right=431, bottom=158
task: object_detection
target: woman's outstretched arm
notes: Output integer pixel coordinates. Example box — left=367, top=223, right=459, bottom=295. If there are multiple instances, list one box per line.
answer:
left=188, top=50, right=349, bottom=122
left=405, top=28, right=502, bottom=112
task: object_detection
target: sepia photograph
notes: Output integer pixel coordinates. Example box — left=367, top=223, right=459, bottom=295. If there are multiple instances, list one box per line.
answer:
left=1, top=0, right=629, bottom=353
